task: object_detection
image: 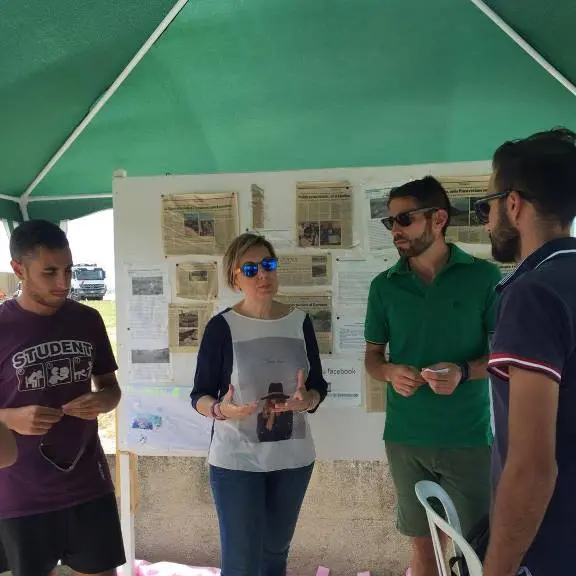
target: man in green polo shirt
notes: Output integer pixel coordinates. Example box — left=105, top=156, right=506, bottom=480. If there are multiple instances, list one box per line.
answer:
left=364, top=176, right=501, bottom=576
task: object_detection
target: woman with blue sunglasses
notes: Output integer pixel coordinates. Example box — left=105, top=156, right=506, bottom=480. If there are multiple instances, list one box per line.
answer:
left=191, top=232, right=328, bottom=576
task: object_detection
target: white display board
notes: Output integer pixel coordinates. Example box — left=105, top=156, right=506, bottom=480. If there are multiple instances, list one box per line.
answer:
left=113, top=160, right=493, bottom=461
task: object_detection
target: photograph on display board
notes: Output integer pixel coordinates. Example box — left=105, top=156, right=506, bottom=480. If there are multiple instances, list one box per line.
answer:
left=175, top=262, right=218, bottom=300
left=168, top=303, right=213, bottom=353
left=276, top=292, right=333, bottom=354
left=437, top=175, right=491, bottom=245
left=162, top=192, right=239, bottom=256
left=296, top=181, right=353, bottom=249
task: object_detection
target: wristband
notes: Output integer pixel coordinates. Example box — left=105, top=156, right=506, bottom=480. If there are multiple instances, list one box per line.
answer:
left=457, top=362, right=470, bottom=384
left=210, top=401, right=227, bottom=420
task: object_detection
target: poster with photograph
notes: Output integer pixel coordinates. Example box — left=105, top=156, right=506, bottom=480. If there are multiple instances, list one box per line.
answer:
left=251, top=184, right=265, bottom=230
left=363, top=185, right=398, bottom=252
left=277, top=253, right=332, bottom=287
left=175, top=262, right=218, bottom=300
left=162, top=192, right=239, bottom=256
left=168, top=303, right=214, bottom=353
left=437, top=176, right=490, bottom=245
left=126, top=266, right=171, bottom=384
left=296, top=181, right=353, bottom=249
left=276, top=292, right=333, bottom=354
left=122, top=386, right=212, bottom=453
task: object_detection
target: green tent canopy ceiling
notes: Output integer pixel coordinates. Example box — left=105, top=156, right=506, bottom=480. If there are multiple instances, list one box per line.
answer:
left=1, top=0, right=575, bottom=222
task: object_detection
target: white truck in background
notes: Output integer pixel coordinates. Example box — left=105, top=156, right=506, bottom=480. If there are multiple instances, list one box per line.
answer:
left=70, top=263, right=107, bottom=301
left=11, top=264, right=107, bottom=301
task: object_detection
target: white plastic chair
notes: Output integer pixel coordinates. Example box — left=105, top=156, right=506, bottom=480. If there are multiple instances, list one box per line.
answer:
left=414, top=480, right=483, bottom=576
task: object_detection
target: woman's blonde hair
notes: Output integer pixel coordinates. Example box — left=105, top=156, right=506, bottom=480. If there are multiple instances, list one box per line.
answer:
left=223, top=233, right=277, bottom=290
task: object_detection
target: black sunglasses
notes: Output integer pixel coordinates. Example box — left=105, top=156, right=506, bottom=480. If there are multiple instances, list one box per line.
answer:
left=473, top=191, right=512, bottom=225
left=381, top=207, right=439, bottom=231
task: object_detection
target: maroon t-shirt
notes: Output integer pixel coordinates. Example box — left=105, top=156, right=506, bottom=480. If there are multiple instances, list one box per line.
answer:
left=0, top=299, right=116, bottom=519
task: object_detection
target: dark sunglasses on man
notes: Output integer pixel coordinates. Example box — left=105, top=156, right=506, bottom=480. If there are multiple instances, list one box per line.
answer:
left=237, top=256, right=278, bottom=278
left=381, top=207, right=440, bottom=231
left=473, top=190, right=522, bottom=225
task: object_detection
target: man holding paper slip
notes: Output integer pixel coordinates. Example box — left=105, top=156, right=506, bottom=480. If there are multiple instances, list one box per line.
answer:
left=363, top=176, right=501, bottom=576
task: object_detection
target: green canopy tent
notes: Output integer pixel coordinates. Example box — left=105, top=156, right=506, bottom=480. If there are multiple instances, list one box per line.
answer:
left=1, top=0, right=575, bottom=227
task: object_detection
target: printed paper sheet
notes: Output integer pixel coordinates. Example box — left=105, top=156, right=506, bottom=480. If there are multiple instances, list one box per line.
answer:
left=175, top=262, right=218, bottom=300
left=437, top=175, right=490, bottom=245
left=168, top=303, right=214, bottom=353
left=322, top=358, right=363, bottom=407
left=276, top=292, right=333, bottom=354
left=334, top=311, right=365, bottom=355
left=334, top=257, right=393, bottom=309
left=296, top=181, right=353, bottom=249
left=162, top=192, right=239, bottom=256
left=277, top=253, right=332, bottom=287
left=126, top=266, right=171, bottom=384
left=122, top=386, right=212, bottom=453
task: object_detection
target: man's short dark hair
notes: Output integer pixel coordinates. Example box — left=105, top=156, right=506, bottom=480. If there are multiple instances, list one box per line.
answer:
left=388, top=176, right=452, bottom=233
left=9, top=219, right=69, bottom=262
left=493, top=127, right=576, bottom=228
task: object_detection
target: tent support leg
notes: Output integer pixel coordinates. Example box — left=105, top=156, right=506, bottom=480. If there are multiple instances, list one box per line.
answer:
left=468, top=0, right=576, bottom=98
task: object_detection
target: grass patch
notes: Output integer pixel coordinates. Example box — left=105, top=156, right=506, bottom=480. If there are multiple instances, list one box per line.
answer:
left=85, top=299, right=117, bottom=451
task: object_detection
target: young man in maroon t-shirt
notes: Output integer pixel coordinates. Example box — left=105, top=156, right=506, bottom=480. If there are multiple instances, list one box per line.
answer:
left=0, top=220, right=125, bottom=576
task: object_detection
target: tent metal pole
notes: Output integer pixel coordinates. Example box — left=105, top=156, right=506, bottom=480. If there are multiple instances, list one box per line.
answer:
left=0, top=194, right=19, bottom=202
left=2, top=220, right=11, bottom=239
left=28, top=193, right=113, bottom=202
left=19, top=0, right=190, bottom=211
left=468, top=0, right=576, bottom=98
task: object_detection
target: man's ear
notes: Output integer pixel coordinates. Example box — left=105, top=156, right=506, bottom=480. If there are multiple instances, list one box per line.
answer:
left=434, top=209, right=449, bottom=231
left=10, top=260, right=24, bottom=280
left=506, top=191, right=524, bottom=226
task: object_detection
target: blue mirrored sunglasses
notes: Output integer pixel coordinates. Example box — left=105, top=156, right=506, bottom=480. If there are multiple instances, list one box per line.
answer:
left=238, top=257, right=278, bottom=278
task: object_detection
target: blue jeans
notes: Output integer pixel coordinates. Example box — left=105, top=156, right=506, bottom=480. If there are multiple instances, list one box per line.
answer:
left=209, top=463, right=314, bottom=576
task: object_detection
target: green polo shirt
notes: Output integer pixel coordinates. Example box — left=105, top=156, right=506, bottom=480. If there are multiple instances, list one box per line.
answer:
left=364, top=244, right=501, bottom=447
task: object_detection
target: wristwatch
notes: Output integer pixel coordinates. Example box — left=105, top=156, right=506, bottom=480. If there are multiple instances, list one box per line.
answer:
left=457, top=362, right=470, bottom=384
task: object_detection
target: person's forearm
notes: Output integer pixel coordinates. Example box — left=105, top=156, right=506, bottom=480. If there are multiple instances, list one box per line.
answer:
left=96, top=386, right=121, bottom=413
left=0, top=422, right=17, bottom=468
left=195, top=394, right=217, bottom=418
left=365, top=350, right=392, bottom=382
left=468, top=354, right=489, bottom=380
left=484, top=460, right=556, bottom=576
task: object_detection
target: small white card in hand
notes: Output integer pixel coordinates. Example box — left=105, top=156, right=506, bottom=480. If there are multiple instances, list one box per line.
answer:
left=422, top=367, right=449, bottom=374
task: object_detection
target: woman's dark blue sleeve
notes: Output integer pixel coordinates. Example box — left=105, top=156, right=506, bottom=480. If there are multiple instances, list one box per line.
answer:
left=190, top=314, right=233, bottom=412
left=303, top=314, right=328, bottom=413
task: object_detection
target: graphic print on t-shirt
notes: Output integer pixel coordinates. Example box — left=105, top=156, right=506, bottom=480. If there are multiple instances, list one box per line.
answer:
left=12, top=340, right=94, bottom=392
left=234, top=337, right=307, bottom=444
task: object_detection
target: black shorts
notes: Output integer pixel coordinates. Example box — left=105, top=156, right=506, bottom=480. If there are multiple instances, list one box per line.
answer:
left=0, top=492, right=126, bottom=576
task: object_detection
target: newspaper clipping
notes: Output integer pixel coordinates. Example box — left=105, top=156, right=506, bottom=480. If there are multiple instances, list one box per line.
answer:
left=296, top=181, right=353, bottom=249
left=437, top=176, right=490, bottom=244
left=276, top=292, right=333, bottom=354
left=277, top=253, right=332, bottom=287
left=175, top=262, right=218, bottom=300
left=168, top=303, right=214, bottom=353
left=364, top=185, right=396, bottom=252
left=365, top=373, right=386, bottom=412
left=162, top=192, right=239, bottom=256
left=251, top=184, right=265, bottom=230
